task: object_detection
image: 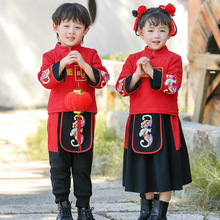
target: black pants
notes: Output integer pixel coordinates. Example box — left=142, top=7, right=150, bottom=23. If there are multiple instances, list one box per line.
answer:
left=49, top=144, right=93, bottom=208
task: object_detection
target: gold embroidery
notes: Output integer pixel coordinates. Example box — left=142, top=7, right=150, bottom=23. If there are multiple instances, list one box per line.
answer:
left=153, top=67, right=163, bottom=73
left=142, top=74, right=149, bottom=77
left=141, top=67, right=163, bottom=77
left=74, top=65, right=86, bottom=81
left=67, top=69, right=73, bottom=76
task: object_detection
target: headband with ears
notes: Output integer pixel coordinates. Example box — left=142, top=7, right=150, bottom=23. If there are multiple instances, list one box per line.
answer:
left=133, top=3, right=177, bottom=36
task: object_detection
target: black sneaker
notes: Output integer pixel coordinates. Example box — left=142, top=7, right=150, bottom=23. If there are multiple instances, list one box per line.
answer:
left=57, top=201, right=73, bottom=220
left=77, top=206, right=95, bottom=220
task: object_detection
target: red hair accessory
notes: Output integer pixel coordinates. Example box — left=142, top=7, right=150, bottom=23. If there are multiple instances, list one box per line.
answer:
left=159, top=3, right=176, bottom=36
left=133, top=5, right=147, bottom=31
left=159, top=3, right=176, bottom=16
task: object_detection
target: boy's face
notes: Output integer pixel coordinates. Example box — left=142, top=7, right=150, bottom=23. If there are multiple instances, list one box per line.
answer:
left=138, top=21, right=171, bottom=51
left=53, top=19, right=89, bottom=48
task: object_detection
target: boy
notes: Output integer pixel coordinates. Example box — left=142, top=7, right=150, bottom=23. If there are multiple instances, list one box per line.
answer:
left=38, top=3, right=109, bottom=220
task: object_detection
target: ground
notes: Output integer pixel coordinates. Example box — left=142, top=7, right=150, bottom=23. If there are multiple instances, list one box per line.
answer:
left=0, top=109, right=219, bottom=220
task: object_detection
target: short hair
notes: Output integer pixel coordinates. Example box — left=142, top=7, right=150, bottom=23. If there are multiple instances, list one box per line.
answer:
left=52, top=3, right=91, bottom=29
left=133, top=7, right=173, bottom=35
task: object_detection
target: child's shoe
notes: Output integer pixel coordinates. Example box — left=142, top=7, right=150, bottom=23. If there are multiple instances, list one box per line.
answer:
left=77, top=206, right=95, bottom=220
left=147, top=200, right=169, bottom=220
left=57, top=201, right=73, bottom=220
left=137, top=193, right=153, bottom=220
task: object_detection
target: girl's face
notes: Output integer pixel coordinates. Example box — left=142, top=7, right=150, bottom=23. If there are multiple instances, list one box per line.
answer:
left=53, top=19, right=89, bottom=48
left=138, top=21, right=171, bottom=51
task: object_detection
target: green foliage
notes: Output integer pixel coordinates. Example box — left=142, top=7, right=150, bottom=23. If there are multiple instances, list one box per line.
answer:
left=111, top=94, right=129, bottom=111
left=92, top=114, right=124, bottom=179
left=102, top=52, right=128, bottom=62
left=0, top=139, right=10, bottom=144
left=190, top=149, right=220, bottom=210
left=25, top=120, right=48, bottom=161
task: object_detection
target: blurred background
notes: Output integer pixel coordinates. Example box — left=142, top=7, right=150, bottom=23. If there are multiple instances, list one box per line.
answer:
left=0, top=0, right=220, bottom=218
left=0, top=0, right=188, bottom=109
left=0, top=0, right=219, bottom=126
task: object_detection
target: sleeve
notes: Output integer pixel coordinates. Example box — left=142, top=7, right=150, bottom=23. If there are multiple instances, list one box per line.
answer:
left=37, top=53, right=67, bottom=89
left=149, top=69, right=162, bottom=90
left=150, top=55, right=182, bottom=95
left=87, top=50, right=110, bottom=89
left=116, top=55, right=140, bottom=97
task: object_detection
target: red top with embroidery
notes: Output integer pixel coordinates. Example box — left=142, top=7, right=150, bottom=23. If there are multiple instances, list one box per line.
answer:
left=116, top=46, right=182, bottom=116
left=38, top=43, right=109, bottom=114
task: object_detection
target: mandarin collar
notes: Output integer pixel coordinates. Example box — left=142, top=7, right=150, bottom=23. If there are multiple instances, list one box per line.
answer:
left=144, top=45, right=168, bottom=57
left=55, top=42, right=81, bottom=52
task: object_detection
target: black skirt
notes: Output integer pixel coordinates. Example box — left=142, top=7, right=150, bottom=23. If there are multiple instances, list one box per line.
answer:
left=122, top=114, right=192, bottom=193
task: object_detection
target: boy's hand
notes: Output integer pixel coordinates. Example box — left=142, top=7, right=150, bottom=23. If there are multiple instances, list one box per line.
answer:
left=61, top=52, right=75, bottom=65
left=67, top=50, right=87, bottom=69
left=61, top=50, right=86, bottom=67
left=59, top=51, right=90, bottom=77
left=59, top=50, right=96, bottom=83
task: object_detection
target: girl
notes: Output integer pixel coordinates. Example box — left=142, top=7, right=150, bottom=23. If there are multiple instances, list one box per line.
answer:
left=116, top=3, right=191, bottom=220
left=38, top=3, right=109, bottom=220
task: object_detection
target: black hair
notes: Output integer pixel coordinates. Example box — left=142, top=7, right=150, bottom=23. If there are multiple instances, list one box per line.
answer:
left=132, top=7, right=177, bottom=36
left=52, top=3, right=92, bottom=43
left=52, top=3, right=91, bottom=28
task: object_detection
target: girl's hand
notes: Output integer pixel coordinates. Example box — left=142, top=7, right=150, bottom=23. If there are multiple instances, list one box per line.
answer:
left=129, top=57, right=150, bottom=90
left=141, top=58, right=154, bottom=79
left=135, top=57, right=150, bottom=78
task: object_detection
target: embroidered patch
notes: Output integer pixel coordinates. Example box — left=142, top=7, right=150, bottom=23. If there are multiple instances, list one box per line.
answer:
left=132, top=114, right=162, bottom=154
left=66, top=68, right=73, bottom=76
left=40, top=69, right=50, bottom=84
left=116, top=78, right=126, bottom=96
left=100, top=71, right=110, bottom=87
left=59, top=112, right=93, bottom=153
left=74, top=65, right=86, bottom=81
left=139, top=114, right=153, bottom=148
left=70, top=115, right=85, bottom=147
left=163, top=74, right=177, bottom=94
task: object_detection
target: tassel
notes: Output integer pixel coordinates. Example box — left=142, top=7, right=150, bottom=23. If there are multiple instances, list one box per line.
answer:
left=77, top=113, right=81, bottom=151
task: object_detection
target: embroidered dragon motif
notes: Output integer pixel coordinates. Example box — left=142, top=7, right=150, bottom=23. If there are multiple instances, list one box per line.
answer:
left=40, top=69, right=50, bottom=84
left=70, top=115, right=85, bottom=147
left=116, top=78, right=126, bottom=96
left=101, top=71, right=110, bottom=87
left=139, top=115, right=153, bottom=148
left=163, top=74, right=177, bottom=94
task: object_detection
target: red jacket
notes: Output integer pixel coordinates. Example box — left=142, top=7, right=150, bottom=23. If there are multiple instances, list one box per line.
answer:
left=38, top=43, right=109, bottom=114
left=116, top=46, right=182, bottom=116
